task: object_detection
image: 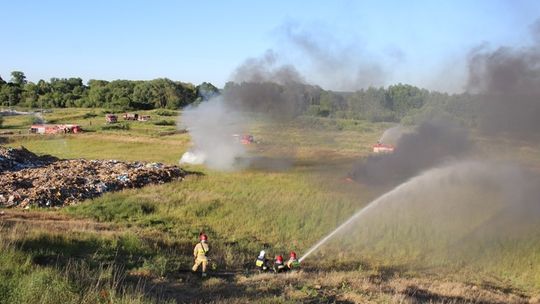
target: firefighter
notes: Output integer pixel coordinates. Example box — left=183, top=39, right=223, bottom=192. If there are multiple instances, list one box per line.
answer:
left=192, top=233, right=209, bottom=277
left=255, top=250, right=270, bottom=272
left=273, top=255, right=286, bottom=273
left=286, top=251, right=300, bottom=270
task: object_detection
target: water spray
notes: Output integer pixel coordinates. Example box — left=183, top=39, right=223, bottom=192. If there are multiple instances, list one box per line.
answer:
left=298, top=179, right=412, bottom=262
left=299, top=160, right=531, bottom=263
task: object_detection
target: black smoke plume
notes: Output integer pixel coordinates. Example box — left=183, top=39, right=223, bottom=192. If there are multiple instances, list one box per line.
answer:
left=467, top=19, right=540, bottom=138
left=350, top=120, right=471, bottom=185
left=224, top=50, right=322, bottom=120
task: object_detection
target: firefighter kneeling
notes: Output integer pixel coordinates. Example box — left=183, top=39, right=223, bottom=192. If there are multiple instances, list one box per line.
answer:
left=255, top=250, right=270, bottom=272
left=286, top=251, right=300, bottom=270
left=273, top=255, right=286, bottom=273
left=192, top=233, right=209, bottom=277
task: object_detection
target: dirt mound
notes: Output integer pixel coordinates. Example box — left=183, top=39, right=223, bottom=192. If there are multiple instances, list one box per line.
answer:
left=0, top=147, right=186, bottom=208
left=0, top=146, right=57, bottom=172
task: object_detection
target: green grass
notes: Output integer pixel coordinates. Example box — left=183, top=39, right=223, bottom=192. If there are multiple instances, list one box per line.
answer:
left=5, top=134, right=190, bottom=164
left=0, top=231, right=165, bottom=304
left=2, top=108, right=540, bottom=300
left=152, top=119, right=175, bottom=126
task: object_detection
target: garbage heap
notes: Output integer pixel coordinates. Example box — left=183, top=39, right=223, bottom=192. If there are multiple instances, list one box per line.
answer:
left=0, top=147, right=186, bottom=208
left=0, top=146, right=57, bottom=172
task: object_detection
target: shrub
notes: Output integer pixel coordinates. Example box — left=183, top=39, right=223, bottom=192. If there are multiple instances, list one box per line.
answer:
left=154, top=109, right=177, bottom=116
left=68, top=198, right=156, bottom=222
left=83, top=112, right=97, bottom=119
left=101, top=122, right=130, bottom=131
left=153, top=120, right=175, bottom=126
left=27, top=115, right=44, bottom=125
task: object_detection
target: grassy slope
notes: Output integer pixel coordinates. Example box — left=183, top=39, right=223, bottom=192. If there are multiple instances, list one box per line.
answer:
left=1, top=108, right=540, bottom=302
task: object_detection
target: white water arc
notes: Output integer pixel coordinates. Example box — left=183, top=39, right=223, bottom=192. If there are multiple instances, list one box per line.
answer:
left=298, top=176, right=416, bottom=263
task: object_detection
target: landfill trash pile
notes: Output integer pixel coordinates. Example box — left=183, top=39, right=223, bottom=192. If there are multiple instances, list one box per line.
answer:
left=0, top=147, right=186, bottom=208
left=0, top=146, right=57, bottom=172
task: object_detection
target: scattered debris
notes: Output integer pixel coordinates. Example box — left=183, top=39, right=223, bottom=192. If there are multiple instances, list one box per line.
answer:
left=0, top=146, right=186, bottom=208
left=29, top=124, right=82, bottom=134
left=0, top=146, right=57, bottom=172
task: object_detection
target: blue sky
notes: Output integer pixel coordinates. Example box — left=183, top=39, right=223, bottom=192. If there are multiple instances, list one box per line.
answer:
left=1, top=0, right=539, bottom=92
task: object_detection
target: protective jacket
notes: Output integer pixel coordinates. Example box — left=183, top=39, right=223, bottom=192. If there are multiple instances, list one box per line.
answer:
left=256, top=256, right=269, bottom=271
left=273, top=259, right=286, bottom=273
left=194, top=242, right=209, bottom=259
left=192, top=242, right=210, bottom=274
left=286, top=258, right=300, bottom=270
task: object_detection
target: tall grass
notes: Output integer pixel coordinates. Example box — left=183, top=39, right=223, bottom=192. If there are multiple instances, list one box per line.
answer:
left=2, top=109, right=540, bottom=295
left=0, top=224, right=171, bottom=304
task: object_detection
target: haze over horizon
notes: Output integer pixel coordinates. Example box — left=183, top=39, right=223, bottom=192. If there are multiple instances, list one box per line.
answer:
left=2, top=0, right=540, bottom=93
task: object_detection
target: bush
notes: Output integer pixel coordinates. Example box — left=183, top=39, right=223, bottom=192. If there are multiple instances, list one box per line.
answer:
left=153, top=120, right=175, bottom=126
left=27, top=115, right=44, bottom=125
left=101, top=123, right=130, bottom=131
left=68, top=198, right=156, bottom=222
left=83, top=112, right=97, bottom=119
left=154, top=109, right=177, bottom=116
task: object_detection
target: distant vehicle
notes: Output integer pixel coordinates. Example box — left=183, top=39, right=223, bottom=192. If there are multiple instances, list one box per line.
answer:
left=30, top=124, right=82, bottom=134
left=232, top=134, right=255, bottom=145
left=241, top=134, right=254, bottom=145
left=372, top=142, right=394, bottom=153
left=123, top=113, right=139, bottom=121
left=105, top=114, right=118, bottom=124
left=138, top=115, right=151, bottom=122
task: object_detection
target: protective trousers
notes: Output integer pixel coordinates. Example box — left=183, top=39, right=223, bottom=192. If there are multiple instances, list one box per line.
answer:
left=192, top=257, right=208, bottom=272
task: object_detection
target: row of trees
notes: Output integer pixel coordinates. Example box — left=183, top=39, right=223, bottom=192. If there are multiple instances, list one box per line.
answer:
left=223, top=81, right=436, bottom=123
left=0, top=71, right=219, bottom=110
left=1, top=71, right=472, bottom=124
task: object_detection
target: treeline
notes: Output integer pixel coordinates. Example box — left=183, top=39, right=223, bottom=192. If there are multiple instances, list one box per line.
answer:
left=310, top=84, right=429, bottom=122
left=223, top=81, right=467, bottom=124
left=1, top=71, right=474, bottom=125
left=0, top=71, right=219, bottom=110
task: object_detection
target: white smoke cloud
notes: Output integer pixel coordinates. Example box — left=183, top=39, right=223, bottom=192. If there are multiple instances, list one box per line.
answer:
left=180, top=96, right=249, bottom=171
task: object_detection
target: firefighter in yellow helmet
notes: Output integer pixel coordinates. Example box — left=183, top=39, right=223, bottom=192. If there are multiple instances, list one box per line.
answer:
left=192, top=233, right=209, bottom=277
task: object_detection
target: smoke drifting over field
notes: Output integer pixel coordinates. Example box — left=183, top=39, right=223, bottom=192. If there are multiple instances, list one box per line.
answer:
left=280, top=23, right=389, bottom=91
left=181, top=97, right=248, bottom=170
left=181, top=51, right=310, bottom=170
left=308, top=23, right=540, bottom=261
left=180, top=21, right=399, bottom=170
left=350, top=120, right=471, bottom=185
left=219, top=47, right=318, bottom=119
left=307, top=161, right=540, bottom=262
left=467, top=21, right=540, bottom=138
left=378, top=125, right=410, bottom=145
left=232, top=50, right=304, bottom=85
